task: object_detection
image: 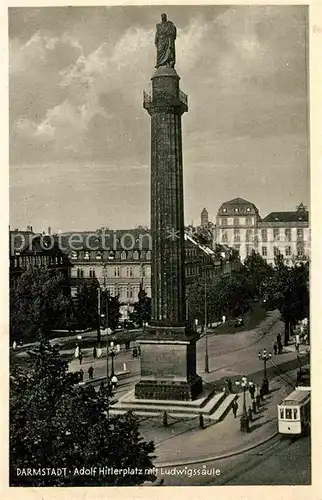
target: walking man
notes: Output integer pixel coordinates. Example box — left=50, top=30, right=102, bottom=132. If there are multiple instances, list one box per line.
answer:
left=88, top=365, right=94, bottom=380
left=295, top=333, right=300, bottom=353
left=249, top=383, right=255, bottom=400
left=232, top=400, right=238, bottom=418
left=277, top=333, right=282, bottom=354
left=79, top=351, right=83, bottom=365
left=227, top=378, right=233, bottom=393
left=93, top=346, right=97, bottom=359
left=273, top=342, right=278, bottom=355
left=79, top=368, right=84, bottom=383
left=111, top=374, right=118, bottom=390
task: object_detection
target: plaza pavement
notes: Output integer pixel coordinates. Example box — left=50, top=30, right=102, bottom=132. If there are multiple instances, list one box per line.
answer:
left=65, top=311, right=308, bottom=466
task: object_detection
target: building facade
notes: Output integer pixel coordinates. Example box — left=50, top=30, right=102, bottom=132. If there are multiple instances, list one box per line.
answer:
left=10, top=230, right=71, bottom=286
left=216, top=198, right=309, bottom=265
left=59, top=229, right=238, bottom=315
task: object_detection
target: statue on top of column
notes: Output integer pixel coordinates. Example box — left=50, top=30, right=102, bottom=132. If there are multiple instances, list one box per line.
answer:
left=155, top=13, right=176, bottom=69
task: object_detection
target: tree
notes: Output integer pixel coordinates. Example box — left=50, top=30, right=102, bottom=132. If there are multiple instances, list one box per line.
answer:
left=101, top=290, right=121, bottom=331
left=10, top=267, right=71, bottom=342
left=10, top=339, right=156, bottom=486
left=73, top=282, right=98, bottom=330
left=130, top=285, right=151, bottom=327
left=243, top=250, right=273, bottom=298
left=266, top=254, right=309, bottom=345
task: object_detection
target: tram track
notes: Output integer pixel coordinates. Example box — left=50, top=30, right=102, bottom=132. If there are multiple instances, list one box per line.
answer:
left=215, top=434, right=298, bottom=485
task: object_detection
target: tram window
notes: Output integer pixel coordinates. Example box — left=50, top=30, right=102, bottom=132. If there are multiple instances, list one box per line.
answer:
left=279, top=409, right=284, bottom=419
left=285, top=409, right=293, bottom=419
left=293, top=409, right=298, bottom=419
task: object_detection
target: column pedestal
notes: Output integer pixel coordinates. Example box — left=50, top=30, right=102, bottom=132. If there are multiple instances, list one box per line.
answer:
left=135, top=326, right=202, bottom=401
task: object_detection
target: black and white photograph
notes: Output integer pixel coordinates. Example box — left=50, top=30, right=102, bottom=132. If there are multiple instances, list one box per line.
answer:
left=5, top=3, right=317, bottom=493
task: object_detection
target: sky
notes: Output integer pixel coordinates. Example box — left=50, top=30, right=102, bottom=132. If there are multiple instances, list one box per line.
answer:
left=9, top=5, right=309, bottom=232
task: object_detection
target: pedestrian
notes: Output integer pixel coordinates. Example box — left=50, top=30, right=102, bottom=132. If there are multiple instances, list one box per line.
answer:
left=232, top=400, right=238, bottom=418
left=227, top=378, right=233, bottom=393
left=88, top=365, right=94, bottom=380
left=75, top=344, right=79, bottom=359
left=79, top=351, right=83, bottom=365
left=137, top=345, right=141, bottom=356
left=12, top=340, right=17, bottom=350
left=79, top=368, right=84, bottom=383
left=277, top=333, right=282, bottom=354
left=295, top=333, right=300, bottom=353
left=273, top=343, right=277, bottom=355
left=222, top=315, right=226, bottom=324
left=111, top=374, right=118, bottom=390
left=249, top=384, right=255, bottom=400
left=93, top=346, right=97, bottom=359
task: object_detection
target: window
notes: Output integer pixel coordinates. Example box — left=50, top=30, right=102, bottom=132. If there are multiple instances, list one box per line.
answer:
left=285, top=246, right=291, bottom=256
left=261, top=229, right=267, bottom=242
left=279, top=409, right=284, bottom=419
left=246, top=244, right=252, bottom=257
left=84, top=251, right=90, bottom=260
left=141, top=266, right=146, bottom=278
left=293, top=409, right=298, bottom=420
left=297, top=228, right=304, bottom=241
left=222, top=208, right=227, bottom=213
left=114, top=266, right=120, bottom=277
left=273, top=229, right=280, bottom=241
left=146, top=251, right=151, bottom=260
left=234, top=218, right=240, bottom=226
left=273, top=246, right=279, bottom=256
left=285, top=229, right=291, bottom=242
left=70, top=251, right=77, bottom=260
left=246, top=229, right=253, bottom=242
left=89, top=269, right=96, bottom=278
left=234, top=207, right=239, bottom=213
left=233, top=229, right=240, bottom=242
left=220, top=218, right=225, bottom=226
left=77, top=268, right=84, bottom=278
left=297, top=243, right=304, bottom=257
left=133, top=251, right=139, bottom=260
left=121, top=251, right=126, bottom=260
left=262, top=246, right=267, bottom=257
left=246, top=217, right=252, bottom=226
left=285, top=409, right=293, bottom=420
left=96, top=252, right=102, bottom=260
left=222, top=231, right=228, bottom=243
left=246, top=207, right=251, bottom=212
left=129, top=267, right=133, bottom=277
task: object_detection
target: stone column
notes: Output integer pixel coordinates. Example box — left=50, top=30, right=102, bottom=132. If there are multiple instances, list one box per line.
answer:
left=135, top=67, right=202, bottom=401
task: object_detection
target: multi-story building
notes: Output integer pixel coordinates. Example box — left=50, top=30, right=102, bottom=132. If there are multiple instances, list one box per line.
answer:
left=216, top=198, right=261, bottom=261
left=216, top=199, right=309, bottom=265
left=9, top=229, right=71, bottom=286
left=59, top=229, right=238, bottom=317
left=259, top=203, right=309, bottom=266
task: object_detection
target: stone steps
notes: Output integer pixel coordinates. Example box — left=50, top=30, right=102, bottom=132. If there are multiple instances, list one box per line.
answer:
left=209, top=394, right=238, bottom=421
left=109, top=390, right=237, bottom=423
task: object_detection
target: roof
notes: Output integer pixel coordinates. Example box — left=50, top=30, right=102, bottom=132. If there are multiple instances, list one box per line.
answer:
left=218, top=198, right=259, bottom=216
left=261, top=211, right=309, bottom=223
left=280, top=389, right=310, bottom=405
left=222, top=197, right=254, bottom=206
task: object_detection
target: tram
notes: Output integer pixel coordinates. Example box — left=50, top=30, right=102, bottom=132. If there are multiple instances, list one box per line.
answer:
left=277, top=387, right=310, bottom=436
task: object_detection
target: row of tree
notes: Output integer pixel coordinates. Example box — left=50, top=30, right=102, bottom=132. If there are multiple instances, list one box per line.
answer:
left=10, top=250, right=309, bottom=346
left=10, top=268, right=151, bottom=343
left=187, top=250, right=309, bottom=346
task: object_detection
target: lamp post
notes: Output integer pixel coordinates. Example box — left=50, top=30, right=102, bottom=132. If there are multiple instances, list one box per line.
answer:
left=204, top=278, right=209, bottom=373
left=258, top=349, right=272, bottom=395
left=109, top=341, right=117, bottom=377
left=235, top=376, right=252, bottom=432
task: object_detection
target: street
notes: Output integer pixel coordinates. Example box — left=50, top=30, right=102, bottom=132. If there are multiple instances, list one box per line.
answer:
left=158, top=435, right=311, bottom=486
